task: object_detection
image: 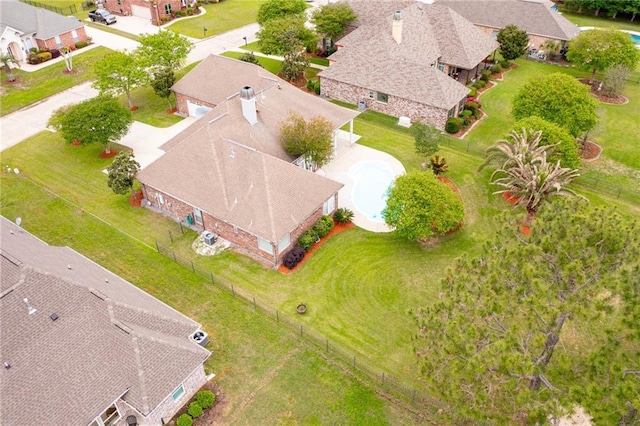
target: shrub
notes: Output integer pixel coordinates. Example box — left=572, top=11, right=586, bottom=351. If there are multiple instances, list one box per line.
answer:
left=465, top=101, right=479, bottom=117
left=28, top=54, right=42, bottom=65
left=490, top=64, right=502, bottom=74
left=75, top=41, right=88, bottom=49
left=49, top=49, right=61, bottom=59
left=176, top=414, right=193, bottom=426
left=334, top=207, right=354, bottom=224
left=313, top=80, right=320, bottom=95
left=500, top=59, right=510, bottom=69
left=313, top=215, right=334, bottom=238
left=306, top=79, right=314, bottom=90
left=283, top=246, right=306, bottom=269
left=196, top=389, right=216, bottom=409
left=37, top=51, right=52, bottom=62
left=175, top=10, right=187, bottom=16
left=187, top=402, right=203, bottom=418
left=29, top=47, right=38, bottom=53
left=471, top=82, right=482, bottom=89
left=480, top=69, right=491, bottom=82
left=467, top=86, right=477, bottom=97
left=459, top=109, right=472, bottom=118
left=445, top=117, right=463, bottom=134
left=461, top=115, right=472, bottom=126
left=475, top=80, right=486, bottom=88
left=297, top=229, right=319, bottom=252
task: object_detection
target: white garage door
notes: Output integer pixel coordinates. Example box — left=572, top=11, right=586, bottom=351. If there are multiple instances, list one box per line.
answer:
left=131, top=4, right=152, bottom=19
left=187, top=100, right=212, bottom=118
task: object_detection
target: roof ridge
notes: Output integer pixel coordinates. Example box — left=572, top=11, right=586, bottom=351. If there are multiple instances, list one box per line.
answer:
left=260, top=151, right=279, bottom=242
left=126, top=321, right=208, bottom=356
left=130, top=335, right=152, bottom=414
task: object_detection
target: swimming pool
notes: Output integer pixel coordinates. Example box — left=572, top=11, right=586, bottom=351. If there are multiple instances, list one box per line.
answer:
left=631, top=33, right=640, bottom=45
left=348, top=161, right=396, bottom=222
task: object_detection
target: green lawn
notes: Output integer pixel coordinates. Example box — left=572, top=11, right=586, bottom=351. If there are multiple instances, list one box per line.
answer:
left=0, top=46, right=112, bottom=116
left=167, top=0, right=268, bottom=39
left=559, top=8, right=640, bottom=32
left=220, top=51, right=320, bottom=81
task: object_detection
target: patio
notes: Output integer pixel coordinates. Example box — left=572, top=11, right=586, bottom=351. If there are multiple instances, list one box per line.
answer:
left=322, top=142, right=406, bottom=233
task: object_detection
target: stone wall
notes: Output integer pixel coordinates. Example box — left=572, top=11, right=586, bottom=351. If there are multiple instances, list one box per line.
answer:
left=36, top=27, right=88, bottom=51
left=320, top=77, right=450, bottom=130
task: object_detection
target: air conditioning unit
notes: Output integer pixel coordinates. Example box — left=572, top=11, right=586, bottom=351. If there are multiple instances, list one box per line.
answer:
left=203, top=232, right=217, bottom=246
left=190, top=330, right=209, bottom=347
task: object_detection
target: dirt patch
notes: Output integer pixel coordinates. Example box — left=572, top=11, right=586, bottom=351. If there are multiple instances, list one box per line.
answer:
left=129, top=105, right=139, bottom=111
left=62, top=69, right=78, bottom=75
left=278, top=220, right=355, bottom=274
left=2, top=77, right=21, bottom=85
left=99, top=150, right=118, bottom=159
left=579, top=140, right=603, bottom=162
left=577, top=78, right=628, bottom=105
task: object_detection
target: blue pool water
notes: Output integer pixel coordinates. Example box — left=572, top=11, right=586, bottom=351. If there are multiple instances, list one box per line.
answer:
left=349, top=161, right=395, bottom=222
left=631, top=34, right=640, bottom=45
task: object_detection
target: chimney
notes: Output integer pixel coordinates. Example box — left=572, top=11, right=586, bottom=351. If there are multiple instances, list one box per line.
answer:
left=240, top=86, right=257, bottom=126
left=392, top=11, right=402, bottom=44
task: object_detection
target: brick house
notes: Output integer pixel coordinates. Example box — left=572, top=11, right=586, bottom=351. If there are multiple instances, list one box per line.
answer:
left=0, top=217, right=211, bottom=426
left=0, top=1, right=88, bottom=62
left=138, top=55, right=360, bottom=267
left=319, top=0, right=499, bottom=130
left=101, top=0, right=195, bottom=23
left=436, top=0, right=580, bottom=51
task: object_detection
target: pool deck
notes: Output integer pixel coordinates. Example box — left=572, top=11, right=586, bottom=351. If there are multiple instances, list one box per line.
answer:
left=321, top=143, right=406, bottom=233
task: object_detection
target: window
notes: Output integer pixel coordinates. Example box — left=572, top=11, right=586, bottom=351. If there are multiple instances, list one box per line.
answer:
left=368, top=91, right=374, bottom=99
left=100, top=405, right=120, bottom=426
left=164, top=3, right=172, bottom=14
left=322, top=196, right=335, bottom=215
left=437, top=63, right=445, bottom=72
left=172, top=384, right=185, bottom=402
left=258, top=237, right=274, bottom=254
left=447, top=107, right=455, bottom=118
left=71, top=30, right=78, bottom=42
left=277, top=234, right=290, bottom=253
left=376, top=92, right=388, bottom=103
left=54, top=35, right=62, bottom=48
left=193, top=208, right=203, bottom=224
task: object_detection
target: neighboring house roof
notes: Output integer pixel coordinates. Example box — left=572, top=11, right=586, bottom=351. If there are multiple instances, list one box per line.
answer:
left=322, top=1, right=496, bottom=110
left=0, top=217, right=210, bottom=426
left=436, top=0, right=580, bottom=41
left=0, top=1, right=84, bottom=40
left=343, top=0, right=414, bottom=28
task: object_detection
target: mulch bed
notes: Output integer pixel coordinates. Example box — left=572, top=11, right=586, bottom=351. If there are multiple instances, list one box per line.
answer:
left=62, top=69, right=78, bottom=75
left=129, top=190, right=143, bottom=207
left=277, top=71, right=307, bottom=89
left=577, top=78, right=628, bottom=104
left=166, top=108, right=177, bottom=114
left=129, top=105, right=139, bottom=111
left=490, top=62, right=518, bottom=81
left=502, top=191, right=520, bottom=205
left=278, top=221, right=356, bottom=275
left=579, top=140, right=603, bottom=162
left=99, top=150, right=118, bottom=159
left=166, top=381, right=226, bottom=426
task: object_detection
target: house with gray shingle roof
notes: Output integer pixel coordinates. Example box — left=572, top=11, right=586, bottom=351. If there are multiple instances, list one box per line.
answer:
left=320, top=1, right=498, bottom=130
left=138, top=55, right=359, bottom=267
left=0, top=1, right=88, bottom=62
left=436, top=0, right=580, bottom=49
left=0, top=217, right=211, bottom=426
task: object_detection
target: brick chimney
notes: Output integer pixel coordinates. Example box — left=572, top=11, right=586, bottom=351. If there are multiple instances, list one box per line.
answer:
left=392, top=11, right=402, bottom=44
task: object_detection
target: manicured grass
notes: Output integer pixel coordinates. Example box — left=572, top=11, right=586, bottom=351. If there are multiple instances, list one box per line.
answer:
left=559, top=8, right=640, bottom=32
left=240, top=41, right=330, bottom=66
left=167, top=0, right=268, bottom=39
left=240, top=40, right=262, bottom=52
left=0, top=171, right=419, bottom=425
left=220, top=51, right=320, bottom=81
left=0, top=46, right=112, bottom=116
left=86, top=22, right=141, bottom=41
left=309, top=56, right=330, bottom=67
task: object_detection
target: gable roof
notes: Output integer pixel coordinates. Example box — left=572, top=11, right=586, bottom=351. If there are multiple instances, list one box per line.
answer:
left=0, top=1, right=85, bottom=39
left=0, top=217, right=210, bottom=426
left=436, top=0, right=580, bottom=41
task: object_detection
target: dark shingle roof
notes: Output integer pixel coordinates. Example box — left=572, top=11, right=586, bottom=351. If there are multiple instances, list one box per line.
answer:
left=0, top=218, right=210, bottom=426
left=0, top=1, right=85, bottom=39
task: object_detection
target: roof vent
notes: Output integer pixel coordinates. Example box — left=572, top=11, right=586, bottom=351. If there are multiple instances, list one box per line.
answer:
left=23, top=298, right=37, bottom=315
left=50, top=313, right=59, bottom=321
left=240, top=86, right=255, bottom=99
left=3, top=362, right=10, bottom=370
left=189, top=330, right=209, bottom=347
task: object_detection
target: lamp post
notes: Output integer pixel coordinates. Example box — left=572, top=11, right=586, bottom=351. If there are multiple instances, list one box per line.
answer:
left=152, top=2, right=160, bottom=30
left=204, top=27, right=207, bottom=38
left=242, top=36, right=247, bottom=46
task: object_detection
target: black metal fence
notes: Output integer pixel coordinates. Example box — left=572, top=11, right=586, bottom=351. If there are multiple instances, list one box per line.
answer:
left=154, top=231, right=441, bottom=414
left=20, top=0, right=78, bottom=15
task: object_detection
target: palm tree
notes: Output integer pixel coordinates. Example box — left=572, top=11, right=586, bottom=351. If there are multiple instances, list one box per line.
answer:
left=429, top=155, right=448, bottom=175
left=479, top=128, right=556, bottom=171
left=0, top=53, right=20, bottom=82
left=491, top=152, right=582, bottom=228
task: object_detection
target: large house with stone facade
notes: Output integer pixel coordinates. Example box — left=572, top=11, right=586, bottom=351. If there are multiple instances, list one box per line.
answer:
left=0, top=1, right=88, bottom=63
left=100, top=0, right=196, bottom=23
left=319, top=0, right=498, bottom=130
left=138, top=55, right=359, bottom=266
left=0, top=216, right=211, bottom=426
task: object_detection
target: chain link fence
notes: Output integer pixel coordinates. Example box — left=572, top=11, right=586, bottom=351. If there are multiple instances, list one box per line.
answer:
left=154, top=231, right=441, bottom=413
left=20, top=0, right=78, bottom=15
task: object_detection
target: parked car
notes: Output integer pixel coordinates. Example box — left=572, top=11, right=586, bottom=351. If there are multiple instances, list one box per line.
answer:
left=88, top=9, right=117, bottom=25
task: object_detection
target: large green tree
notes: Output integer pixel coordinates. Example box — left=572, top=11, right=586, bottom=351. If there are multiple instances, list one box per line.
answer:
left=256, top=0, right=307, bottom=25
left=496, top=24, right=529, bottom=61
left=280, top=112, right=333, bottom=170
left=48, top=96, right=133, bottom=154
left=136, top=31, right=193, bottom=72
left=412, top=122, right=442, bottom=161
left=93, top=51, right=148, bottom=109
left=510, top=116, right=581, bottom=170
left=414, top=199, right=640, bottom=424
left=257, top=15, right=317, bottom=55
left=106, top=151, right=140, bottom=195
left=566, top=28, right=640, bottom=83
left=512, top=73, right=597, bottom=138
left=310, top=2, right=357, bottom=41
left=382, top=171, right=464, bottom=241
left=150, top=67, right=176, bottom=110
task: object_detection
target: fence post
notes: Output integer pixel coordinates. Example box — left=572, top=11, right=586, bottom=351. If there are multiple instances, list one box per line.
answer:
left=253, top=297, right=256, bottom=310
left=276, top=310, right=279, bottom=323
left=382, top=372, right=385, bottom=384
left=210, top=272, right=214, bottom=285
left=155, top=240, right=159, bottom=252
left=300, top=325, right=304, bottom=336
left=231, top=284, right=235, bottom=297
left=617, top=187, right=622, bottom=198
left=191, top=260, right=195, bottom=273
left=180, top=222, right=184, bottom=234
left=172, top=251, right=176, bottom=262
left=168, top=230, right=173, bottom=243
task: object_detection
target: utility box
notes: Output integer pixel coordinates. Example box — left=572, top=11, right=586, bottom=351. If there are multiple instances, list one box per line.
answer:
left=204, top=232, right=217, bottom=246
